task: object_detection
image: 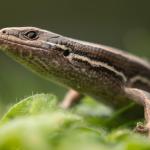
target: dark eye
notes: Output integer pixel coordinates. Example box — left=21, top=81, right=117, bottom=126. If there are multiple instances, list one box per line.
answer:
left=63, top=49, right=70, bottom=57
left=24, top=31, right=38, bottom=40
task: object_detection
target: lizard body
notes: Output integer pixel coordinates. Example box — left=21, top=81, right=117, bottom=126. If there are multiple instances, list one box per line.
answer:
left=1, top=27, right=150, bottom=134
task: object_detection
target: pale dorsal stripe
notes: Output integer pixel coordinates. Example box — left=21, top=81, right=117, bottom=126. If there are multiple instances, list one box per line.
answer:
left=68, top=37, right=150, bottom=70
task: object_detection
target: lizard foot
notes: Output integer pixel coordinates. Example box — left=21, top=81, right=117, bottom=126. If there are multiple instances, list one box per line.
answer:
left=134, top=122, right=149, bottom=135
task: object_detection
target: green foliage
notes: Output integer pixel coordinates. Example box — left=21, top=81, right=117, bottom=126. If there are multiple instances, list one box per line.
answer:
left=0, top=94, right=149, bottom=150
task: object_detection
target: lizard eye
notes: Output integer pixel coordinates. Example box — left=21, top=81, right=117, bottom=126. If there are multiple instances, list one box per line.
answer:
left=24, top=31, right=39, bottom=40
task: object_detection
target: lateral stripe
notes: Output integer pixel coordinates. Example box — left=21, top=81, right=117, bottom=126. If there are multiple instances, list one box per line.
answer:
left=68, top=53, right=127, bottom=82
left=129, top=76, right=150, bottom=86
left=46, top=43, right=150, bottom=86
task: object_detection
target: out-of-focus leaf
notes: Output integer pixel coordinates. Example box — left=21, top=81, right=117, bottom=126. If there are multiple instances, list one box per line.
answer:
left=1, top=94, right=57, bottom=124
left=0, top=94, right=149, bottom=150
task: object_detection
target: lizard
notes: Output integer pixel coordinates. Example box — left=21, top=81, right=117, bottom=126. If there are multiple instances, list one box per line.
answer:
left=0, top=27, right=150, bottom=135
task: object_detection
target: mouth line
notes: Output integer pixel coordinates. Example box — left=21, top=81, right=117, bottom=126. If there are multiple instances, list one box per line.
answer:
left=0, top=36, right=50, bottom=52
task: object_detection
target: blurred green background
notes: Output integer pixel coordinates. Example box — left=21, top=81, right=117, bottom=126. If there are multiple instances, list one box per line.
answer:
left=0, top=0, right=150, bottom=106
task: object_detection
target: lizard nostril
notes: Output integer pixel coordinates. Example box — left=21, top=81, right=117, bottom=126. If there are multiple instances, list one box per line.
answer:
left=2, top=30, right=6, bottom=34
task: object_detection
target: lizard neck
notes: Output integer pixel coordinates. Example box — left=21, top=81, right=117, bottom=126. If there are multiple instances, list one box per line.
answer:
left=47, top=35, right=150, bottom=93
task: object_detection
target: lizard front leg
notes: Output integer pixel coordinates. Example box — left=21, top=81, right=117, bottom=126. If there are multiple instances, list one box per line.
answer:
left=124, top=87, right=150, bottom=136
left=60, top=89, right=83, bottom=109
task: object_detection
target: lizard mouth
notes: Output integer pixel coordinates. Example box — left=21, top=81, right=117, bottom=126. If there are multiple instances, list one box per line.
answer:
left=0, top=35, right=53, bottom=68
left=0, top=35, right=52, bottom=74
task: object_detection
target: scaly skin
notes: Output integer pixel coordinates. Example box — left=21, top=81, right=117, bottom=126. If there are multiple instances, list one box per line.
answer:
left=0, top=27, right=150, bottom=109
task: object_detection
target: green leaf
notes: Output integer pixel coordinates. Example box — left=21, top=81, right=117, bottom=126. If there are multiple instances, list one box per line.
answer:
left=0, top=94, right=150, bottom=150
left=0, top=94, right=82, bottom=150
left=1, top=94, right=57, bottom=124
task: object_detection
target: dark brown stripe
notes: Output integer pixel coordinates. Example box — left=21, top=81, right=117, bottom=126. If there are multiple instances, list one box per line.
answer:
left=71, top=48, right=150, bottom=80
left=72, top=57, right=124, bottom=83
left=49, top=38, right=150, bottom=81
left=131, top=80, right=150, bottom=92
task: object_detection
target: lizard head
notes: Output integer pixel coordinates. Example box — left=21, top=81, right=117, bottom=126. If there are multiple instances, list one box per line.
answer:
left=0, top=27, right=79, bottom=85
left=0, top=27, right=126, bottom=95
